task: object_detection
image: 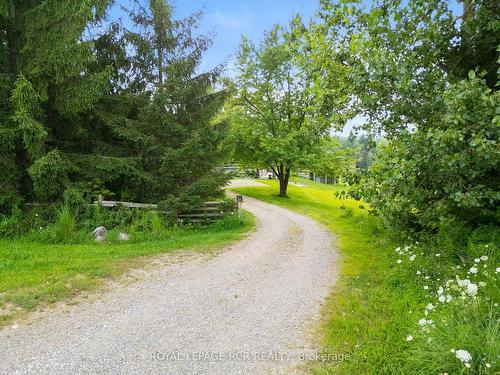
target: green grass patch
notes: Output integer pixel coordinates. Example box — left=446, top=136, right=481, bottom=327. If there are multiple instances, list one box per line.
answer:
left=0, top=212, right=254, bottom=327
left=232, top=178, right=427, bottom=374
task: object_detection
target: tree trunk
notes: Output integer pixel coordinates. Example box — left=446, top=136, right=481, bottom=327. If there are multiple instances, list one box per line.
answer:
left=278, top=167, right=290, bottom=197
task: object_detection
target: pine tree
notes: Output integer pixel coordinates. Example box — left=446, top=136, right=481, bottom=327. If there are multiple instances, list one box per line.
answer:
left=117, top=0, right=229, bottom=203
left=0, top=0, right=112, bottom=209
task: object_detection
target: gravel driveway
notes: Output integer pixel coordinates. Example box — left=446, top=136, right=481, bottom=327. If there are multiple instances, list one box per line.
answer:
left=0, top=189, right=338, bottom=374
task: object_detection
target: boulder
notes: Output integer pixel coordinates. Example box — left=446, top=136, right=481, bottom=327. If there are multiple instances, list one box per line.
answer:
left=118, top=232, right=130, bottom=241
left=94, top=235, right=106, bottom=243
left=92, top=226, right=107, bottom=240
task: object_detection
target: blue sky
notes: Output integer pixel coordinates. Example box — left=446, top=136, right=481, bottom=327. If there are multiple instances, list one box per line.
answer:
left=110, top=0, right=319, bottom=73
left=171, top=0, right=318, bottom=72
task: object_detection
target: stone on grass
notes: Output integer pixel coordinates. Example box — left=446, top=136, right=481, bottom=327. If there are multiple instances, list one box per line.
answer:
left=92, top=226, right=107, bottom=241
left=118, top=232, right=130, bottom=241
left=94, top=235, right=106, bottom=242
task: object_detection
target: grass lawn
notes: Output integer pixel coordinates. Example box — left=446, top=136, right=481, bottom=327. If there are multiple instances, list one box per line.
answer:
left=0, top=213, right=254, bottom=328
left=231, top=178, right=426, bottom=374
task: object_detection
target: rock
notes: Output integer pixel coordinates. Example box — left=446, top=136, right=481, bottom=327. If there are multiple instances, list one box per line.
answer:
left=118, top=232, right=130, bottom=241
left=94, top=235, right=106, bottom=243
left=92, top=226, right=107, bottom=240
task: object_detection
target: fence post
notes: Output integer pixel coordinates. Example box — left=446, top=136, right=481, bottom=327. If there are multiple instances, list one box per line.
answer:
left=236, top=195, right=243, bottom=216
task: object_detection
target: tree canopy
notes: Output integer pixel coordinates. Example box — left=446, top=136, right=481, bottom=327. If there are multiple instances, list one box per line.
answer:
left=0, top=0, right=229, bottom=213
left=310, top=0, right=499, bottom=232
left=225, top=22, right=347, bottom=196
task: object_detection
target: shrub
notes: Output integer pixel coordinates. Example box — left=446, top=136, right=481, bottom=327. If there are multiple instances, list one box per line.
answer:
left=149, top=212, right=164, bottom=239
left=0, top=206, right=22, bottom=237
left=359, top=74, right=499, bottom=234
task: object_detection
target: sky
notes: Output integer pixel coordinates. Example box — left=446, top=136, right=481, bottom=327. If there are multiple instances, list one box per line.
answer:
left=171, top=0, right=318, bottom=72
left=110, top=0, right=319, bottom=74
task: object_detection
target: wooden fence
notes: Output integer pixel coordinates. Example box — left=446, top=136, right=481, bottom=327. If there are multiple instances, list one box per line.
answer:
left=94, top=195, right=242, bottom=223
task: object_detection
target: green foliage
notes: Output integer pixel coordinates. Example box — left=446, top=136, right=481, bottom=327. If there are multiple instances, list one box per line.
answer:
left=0, top=206, right=22, bottom=237
left=1, top=0, right=228, bottom=214
left=148, top=211, right=164, bottom=239
left=309, top=137, right=358, bottom=181
left=226, top=21, right=348, bottom=196
left=311, top=0, right=499, bottom=235
left=10, top=73, right=46, bottom=159
left=28, top=149, right=67, bottom=202
left=53, top=205, right=76, bottom=243
left=63, top=188, right=86, bottom=215
left=360, top=74, right=499, bottom=232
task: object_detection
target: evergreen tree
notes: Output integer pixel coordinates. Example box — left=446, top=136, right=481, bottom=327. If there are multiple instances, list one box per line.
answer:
left=116, top=0, right=229, bottom=203
left=0, top=0, right=111, bottom=209
left=0, top=0, right=229, bottom=212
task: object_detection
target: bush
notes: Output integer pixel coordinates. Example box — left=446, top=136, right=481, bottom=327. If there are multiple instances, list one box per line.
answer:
left=0, top=206, right=22, bottom=237
left=359, top=74, right=499, bottom=234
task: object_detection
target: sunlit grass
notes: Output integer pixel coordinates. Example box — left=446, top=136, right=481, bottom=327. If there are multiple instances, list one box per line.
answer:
left=0, top=212, right=254, bottom=328
left=232, top=177, right=424, bottom=374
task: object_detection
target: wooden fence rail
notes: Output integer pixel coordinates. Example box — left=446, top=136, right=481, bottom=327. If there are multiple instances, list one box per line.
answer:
left=93, top=195, right=242, bottom=223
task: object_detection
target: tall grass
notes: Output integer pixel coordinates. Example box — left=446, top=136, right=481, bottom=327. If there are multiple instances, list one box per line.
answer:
left=149, top=211, right=164, bottom=239
left=54, top=205, right=76, bottom=243
left=232, top=177, right=499, bottom=374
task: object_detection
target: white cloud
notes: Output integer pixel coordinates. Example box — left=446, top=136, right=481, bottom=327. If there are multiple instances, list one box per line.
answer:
left=209, top=8, right=253, bottom=29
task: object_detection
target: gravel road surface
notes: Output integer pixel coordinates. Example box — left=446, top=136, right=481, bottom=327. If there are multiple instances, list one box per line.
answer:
left=0, top=185, right=338, bottom=374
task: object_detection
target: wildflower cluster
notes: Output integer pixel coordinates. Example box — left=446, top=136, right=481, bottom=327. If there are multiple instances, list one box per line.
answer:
left=394, top=242, right=499, bottom=371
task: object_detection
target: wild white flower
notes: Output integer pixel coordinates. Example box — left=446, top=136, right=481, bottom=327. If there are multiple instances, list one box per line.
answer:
left=424, top=275, right=430, bottom=280
left=426, top=303, right=435, bottom=311
left=397, top=259, right=402, bottom=264
left=474, top=258, right=480, bottom=263
left=418, top=318, right=433, bottom=327
left=409, top=255, right=416, bottom=261
left=469, top=267, right=478, bottom=274
left=486, top=363, right=491, bottom=368
left=406, top=335, right=413, bottom=341
left=455, top=349, right=472, bottom=363
left=466, top=283, right=478, bottom=296
left=437, top=286, right=444, bottom=295
left=495, top=267, right=500, bottom=273
left=479, top=281, right=486, bottom=287
left=436, top=253, right=441, bottom=257
left=450, top=349, right=456, bottom=353
left=395, top=247, right=401, bottom=253
left=494, top=303, right=498, bottom=307
left=446, top=294, right=452, bottom=302
left=457, top=278, right=471, bottom=287
left=423, top=286, right=429, bottom=290
left=481, top=255, right=488, bottom=261
left=416, top=270, right=421, bottom=275
left=464, top=363, right=471, bottom=368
